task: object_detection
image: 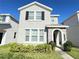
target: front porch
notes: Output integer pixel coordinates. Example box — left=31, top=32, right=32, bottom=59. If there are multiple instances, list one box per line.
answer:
left=46, top=25, right=69, bottom=47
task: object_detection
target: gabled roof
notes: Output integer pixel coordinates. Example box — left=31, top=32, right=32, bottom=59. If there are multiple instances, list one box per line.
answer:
left=0, top=14, right=19, bottom=23
left=62, top=11, right=79, bottom=24
left=18, top=1, right=53, bottom=11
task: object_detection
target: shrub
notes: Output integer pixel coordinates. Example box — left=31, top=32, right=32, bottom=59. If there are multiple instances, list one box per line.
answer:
left=10, top=43, right=34, bottom=53
left=0, top=53, right=8, bottom=59
left=10, top=43, right=21, bottom=52
left=49, top=41, right=55, bottom=50
left=23, top=45, right=34, bottom=52
left=63, top=41, right=72, bottom=51
left=10, top=43, right=52, bottom=53
left=35, top=44, right=52, bottom=53
left=12, top=53, right=25, bottom=59
left=7, top=52, right=14, bottom=59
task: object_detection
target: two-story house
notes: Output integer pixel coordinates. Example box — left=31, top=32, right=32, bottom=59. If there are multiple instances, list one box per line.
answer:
left=0, top=14, right=18, bottom=45
left=63, top=11, right=79, bottom=47
left=17, top=1, right=69, bottom=47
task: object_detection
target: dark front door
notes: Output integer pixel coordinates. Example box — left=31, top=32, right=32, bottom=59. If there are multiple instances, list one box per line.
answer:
left=0, top=33, right=3, bottom=44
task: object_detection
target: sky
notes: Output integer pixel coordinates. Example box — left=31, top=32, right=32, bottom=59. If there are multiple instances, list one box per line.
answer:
left=0, top=0, right=79, bottom=23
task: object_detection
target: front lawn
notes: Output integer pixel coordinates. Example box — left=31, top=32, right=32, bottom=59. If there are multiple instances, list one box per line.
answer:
left=67, top=47, right=79, bottom=59
left=0, top=43, right=63, bottom=59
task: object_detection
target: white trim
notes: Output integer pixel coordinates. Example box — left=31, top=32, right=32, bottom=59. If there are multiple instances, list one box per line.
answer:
left=51, top=14, right=60, bottom=17
left=18, top=1, right=52, bottom=11
left=47, top=25, right=69, bottom=28
left=77, top=13, right=79, bottom=22
left=34, top=11, right=36, bottom=21
left=29, top=29, right=31, bottom=42
left=77, top=11, right=79, bottom=13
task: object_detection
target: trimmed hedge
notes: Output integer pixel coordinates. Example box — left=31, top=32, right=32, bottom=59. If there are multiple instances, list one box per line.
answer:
left=10, top=43, right=53, bottom=53
left=35, top=44, right=52, bottom=53
left=63, top=41, right=73, bottom=51
left=10, top=43, right=34, bottom=53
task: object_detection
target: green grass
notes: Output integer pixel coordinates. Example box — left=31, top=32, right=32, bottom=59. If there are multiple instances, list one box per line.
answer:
left=0, top=45, right=63, bottom=59
left=67, top=47, right=79, bottom=59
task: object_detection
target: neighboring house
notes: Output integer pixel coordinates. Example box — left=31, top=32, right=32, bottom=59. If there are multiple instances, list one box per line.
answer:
left=63, top=11, right=79, bottom=47
left=0, top=14, right=18, bottom=45
left=17, top=1, right=69, bottom=47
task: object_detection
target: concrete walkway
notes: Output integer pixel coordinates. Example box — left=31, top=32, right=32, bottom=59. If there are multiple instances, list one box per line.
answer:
left=55, top=47, right=74, bottom=59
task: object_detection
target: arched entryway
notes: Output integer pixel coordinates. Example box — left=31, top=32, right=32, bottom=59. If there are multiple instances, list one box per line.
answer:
left=52, top=29, right=63, bottom=47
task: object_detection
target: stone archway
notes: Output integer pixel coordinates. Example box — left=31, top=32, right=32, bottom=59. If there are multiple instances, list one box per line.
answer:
left=52, top=29, right=63, bottom=47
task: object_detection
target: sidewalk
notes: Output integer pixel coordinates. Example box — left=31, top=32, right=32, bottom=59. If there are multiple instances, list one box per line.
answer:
left=55, top=47, right=74, bottom=59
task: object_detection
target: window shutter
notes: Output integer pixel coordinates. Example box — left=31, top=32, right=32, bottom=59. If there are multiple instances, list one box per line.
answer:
left=26, top=11, right=29, bottom=20
left=42, top=11, right=44, bottom=20
left=14, top=32, right=16, bottom=39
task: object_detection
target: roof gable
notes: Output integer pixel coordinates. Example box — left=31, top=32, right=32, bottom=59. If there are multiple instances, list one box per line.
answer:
left=18, top=1, right=53, bottom=11
left=0, top=14, right=19, bottom=23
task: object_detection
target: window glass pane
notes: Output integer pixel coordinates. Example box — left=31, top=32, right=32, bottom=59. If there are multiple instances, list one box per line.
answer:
left=31, top=36, right=37, bottom=41
left=36, top=11, right=42, bottom=20
left=32, top=29, right=38, bottom=36
left=39, top=29, right=44, bottom=42
left=39, top=36, right=44, bottom=41
left=26, top=36, right=29, bottom=41
left=28, top=11, right=34, bottom=20
left=40, top=29, right=44, bottom=36
left=26, top=29, right=30, bottom=41
left=26, top=29, right=30, bottom=36
left=0, top=16, right=6, bottom=22
left=31, top=29, right=38, bottom=42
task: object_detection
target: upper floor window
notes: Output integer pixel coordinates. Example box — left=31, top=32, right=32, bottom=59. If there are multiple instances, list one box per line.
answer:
left=25, top=11, right=44, bottom=20
left=36, top=11, right=44, bottom=20
left=26, top=11, right=34, bottom=20
left=0, top=16, right=6, bottom=22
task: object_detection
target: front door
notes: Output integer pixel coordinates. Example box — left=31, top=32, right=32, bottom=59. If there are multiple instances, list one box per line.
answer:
left=0, top=33, right=3, bottom=44
left=53, top=30, right=62, bottom=47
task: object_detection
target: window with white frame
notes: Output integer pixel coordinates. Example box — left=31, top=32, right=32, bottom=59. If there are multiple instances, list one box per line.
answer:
left=36, top=11, right=44, bottom=20
left=25, top=29, right=44, bottom=42
left=26, top=11, right=44, bottom=20
left=28, top=11, right=34, bottom=20
left=0, top=16, right=6, bottom=22
left=26, top=29, right=30, bottom=41
left=39, top=29, right=44, bottom=42
left=36, top=11, right=42, bottom=20
left=31, top=29, right=38, bottom=42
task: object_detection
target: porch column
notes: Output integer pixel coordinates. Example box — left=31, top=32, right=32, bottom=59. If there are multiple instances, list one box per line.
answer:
left=61, top=32, right=64, bottom=45
left=56, top=32, right=60, bottom=46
